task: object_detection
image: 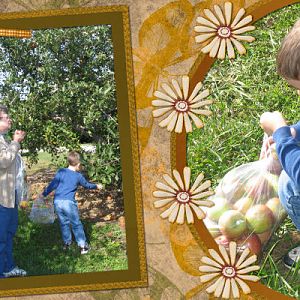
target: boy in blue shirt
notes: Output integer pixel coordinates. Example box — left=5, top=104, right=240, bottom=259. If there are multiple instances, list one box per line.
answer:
left=260, top=19, right=300, bottom=269
left=41, top=151, right=101, bottom=254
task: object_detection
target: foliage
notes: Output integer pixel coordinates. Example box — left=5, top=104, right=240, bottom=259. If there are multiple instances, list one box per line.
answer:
left=0, top=25, right=121, bottom=187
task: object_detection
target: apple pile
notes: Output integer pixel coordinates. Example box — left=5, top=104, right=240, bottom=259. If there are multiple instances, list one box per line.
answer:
left=204, top=161, right=287, bottom=255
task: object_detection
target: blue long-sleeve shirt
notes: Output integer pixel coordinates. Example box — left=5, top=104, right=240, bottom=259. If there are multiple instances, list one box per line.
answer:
left=42, top=168, right=97, bottom=201
left=273, top=122, right=300, bottom=187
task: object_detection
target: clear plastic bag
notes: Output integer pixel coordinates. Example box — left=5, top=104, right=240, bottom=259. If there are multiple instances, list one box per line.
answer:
left=15, top=154, right=28, bottom=205
left=204, top=134, right=287, bottom=255
left=29, top=197, right=55, bottom=224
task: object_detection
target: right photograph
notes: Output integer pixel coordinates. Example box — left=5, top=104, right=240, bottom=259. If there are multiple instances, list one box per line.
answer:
left=187, top=3, right=300, bottom=298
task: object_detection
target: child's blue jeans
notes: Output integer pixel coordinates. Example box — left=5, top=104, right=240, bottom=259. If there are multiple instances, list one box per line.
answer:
left=54, top=199, right=87, bottom=247
left=278, top=170, right=300, bottom=230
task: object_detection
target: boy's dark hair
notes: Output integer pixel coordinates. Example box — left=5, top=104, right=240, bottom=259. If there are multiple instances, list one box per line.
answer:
left=0, top=105, right=8, bottom=115
left=277, top=19, right=300, bottom=80
left=67, top=151, right=80, bottom=166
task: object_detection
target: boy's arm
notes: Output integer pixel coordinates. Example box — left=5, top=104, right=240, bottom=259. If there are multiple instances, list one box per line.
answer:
left=79, top=174, right=97, bottom=189
left=42, top=171, right=60, bottom=197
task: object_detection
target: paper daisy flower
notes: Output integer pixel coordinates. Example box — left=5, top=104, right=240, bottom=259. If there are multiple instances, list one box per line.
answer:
left=153, top=167, right=214, bottom=224
left=152, top=76, right=213, bottom=133
left=199, top=242, right=260, bottom=299
left=194, top=2, right=255, bottom=59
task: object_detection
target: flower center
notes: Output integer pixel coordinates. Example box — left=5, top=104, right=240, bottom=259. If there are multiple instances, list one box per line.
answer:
left=222, top=266, right=236, bottom=278
left=217, top=26, right=231, bottom=38
left=176, top=192, right=190, bottom=203
left=175, top=101, right=189, bottom=112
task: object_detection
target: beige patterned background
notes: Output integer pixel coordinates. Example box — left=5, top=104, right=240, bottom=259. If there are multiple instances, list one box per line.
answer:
left=0, top=0, right=283, bottom=299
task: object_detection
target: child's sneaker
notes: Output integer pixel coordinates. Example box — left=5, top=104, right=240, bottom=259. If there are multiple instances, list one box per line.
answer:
left=80, top=244, right=90, bottom=255
left=283, top=246, right=300, bottom=268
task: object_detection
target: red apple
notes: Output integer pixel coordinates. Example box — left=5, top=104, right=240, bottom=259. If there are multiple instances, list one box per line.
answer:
left=233, top=196, right=254, bottom=214
left=266, top=197, right=287, bottom=222
left=245, top=204, right=275, bottom=233
left=237, top=233, right=262, bottom=255
left=218, top=210, right=247, bottom=239
left=207, top=197, right=230, bottom=222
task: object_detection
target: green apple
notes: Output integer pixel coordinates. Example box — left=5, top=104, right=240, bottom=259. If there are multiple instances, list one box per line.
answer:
left=266, top=197, right=287, bottom=221
left=207, top=197, right=230, bottom=222
left=233, top=196, right=254, bottom=214
left=218, top=210, right=247, bottom=239
left=245, top=204, right=275, bottom=234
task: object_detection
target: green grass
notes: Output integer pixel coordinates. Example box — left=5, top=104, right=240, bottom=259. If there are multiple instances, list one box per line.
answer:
left=14, top=210, right=127, bottom=275
left=187, top=3, right=300, bottom=298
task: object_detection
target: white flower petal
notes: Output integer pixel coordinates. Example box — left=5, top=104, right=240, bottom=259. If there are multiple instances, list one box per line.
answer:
left=201, top=256, right=223, bottom=269
left=159, top=110, right=177, bottom=128
left=154, top=198, right=175, bottom=208
left=237, top=265, right=260, bottom=274
left=208, top=248, right=225, bottom=265
left=229, top=242, right=237, bottom=265
left=200, top=272, right=220, bottom=283
left=182, top=76, right=189, bottom=100
left=191, top=199, right=214, bottom=207
left=237, top=274, right=260, bottom=282
left=232, top=25, right=255, bottom=35
left=194, top=26, right=217, bottom=33
left=152, top=107, right=173, bottom=118
left=154, top=90, right=175, bottom=102
left=155, top=181, right=177, bottom=194
left=187, top=81, right=203, bottom=103
left=190, top=109, right=212, bottom=116
left=222, top=278, right=231, bottom=299
left=160, top=201, right=178, bottom=219
left=174, top=112, right=184, bottom=133
left=183, top=167, right=191, bottom=191
left=214, top=276, right=226, bottom=297
left=176, top=204, right=185, bottom=224
left=163, top=174, right=179, bottom=191
left=195, top=32, right=216, bottom=43
left=189, top=89, right=210, bottom=104
left=213, top=5, right=226, bottom=25
left=226, top=38, right=235, bottom=59
left=191, top=190, right=214, bottom=199
left=188, top=111, right=203, bottom=128
left=230, top=278, right=240, bottom=299
left=189, top=202, right=205, bottom=219
left=235, top=277, right=251, bottom=294
left=167, top=111, right=178, bottom=132
left=230, top=37, right=246, bottom=55
left=217, top=38, right=226, bottom=59
left=235, top=248, right=250, bottom=269
left=230, top=8, right=246, bottom=28
left=161, top=83, right=177, bottom=99
left=168, top=202, right=180, bottom=222
left=171, top=79, right=183, bottom=99
left=204, top=8, right=220, bottom=26
left=236, top=254, right=257, bottom=270
left=196, top=16, right=218, bottom=29
left=152, top=99, right=174, bottom=107
left=232, top=34, right=255, bottom=42
left=183, top=112, right=193, bottom=133
left=219, top=244, right=230, bottom=265
left=209, top=37, right=221, bottom=57
left=224, top=2, right=232, bottom=26
left=232, top=15, right=253, bottom=30
left=201, top=36, right=219, bottom=54
left=190, top=99, right=213, bottom=109
left=153, top=190, right=176, bottom=198
left=199, top=265, right=220, bottom=273
left=190, top=173, right=204, bottom=193
left=173, top=169, right=185, bottom=190
left=185, top=204, right=194, bottom=224
left=191, top=180, right=211, bottom=195
left=206, top=276, right=223, bottom=294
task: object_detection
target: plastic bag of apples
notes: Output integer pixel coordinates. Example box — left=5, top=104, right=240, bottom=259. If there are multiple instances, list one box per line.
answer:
left=204, top=134, right=287, bottom=255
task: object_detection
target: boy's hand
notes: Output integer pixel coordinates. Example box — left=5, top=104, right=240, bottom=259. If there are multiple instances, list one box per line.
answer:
left=260, top=111, right=287, bottom=136
left=97, top=184, right=103, bottom=190
left=13, top=130, right=26, bottom=143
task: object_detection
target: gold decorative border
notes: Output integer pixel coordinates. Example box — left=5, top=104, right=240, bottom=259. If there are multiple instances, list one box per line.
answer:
left=0, top=6, right=147, bottom=297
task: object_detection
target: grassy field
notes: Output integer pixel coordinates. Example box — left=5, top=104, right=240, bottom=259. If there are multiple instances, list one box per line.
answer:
left=187, top=3, right=300, bottom=298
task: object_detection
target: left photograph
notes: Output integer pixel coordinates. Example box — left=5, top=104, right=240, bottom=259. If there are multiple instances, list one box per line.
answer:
left=0, top=25, right=127, bottom=277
